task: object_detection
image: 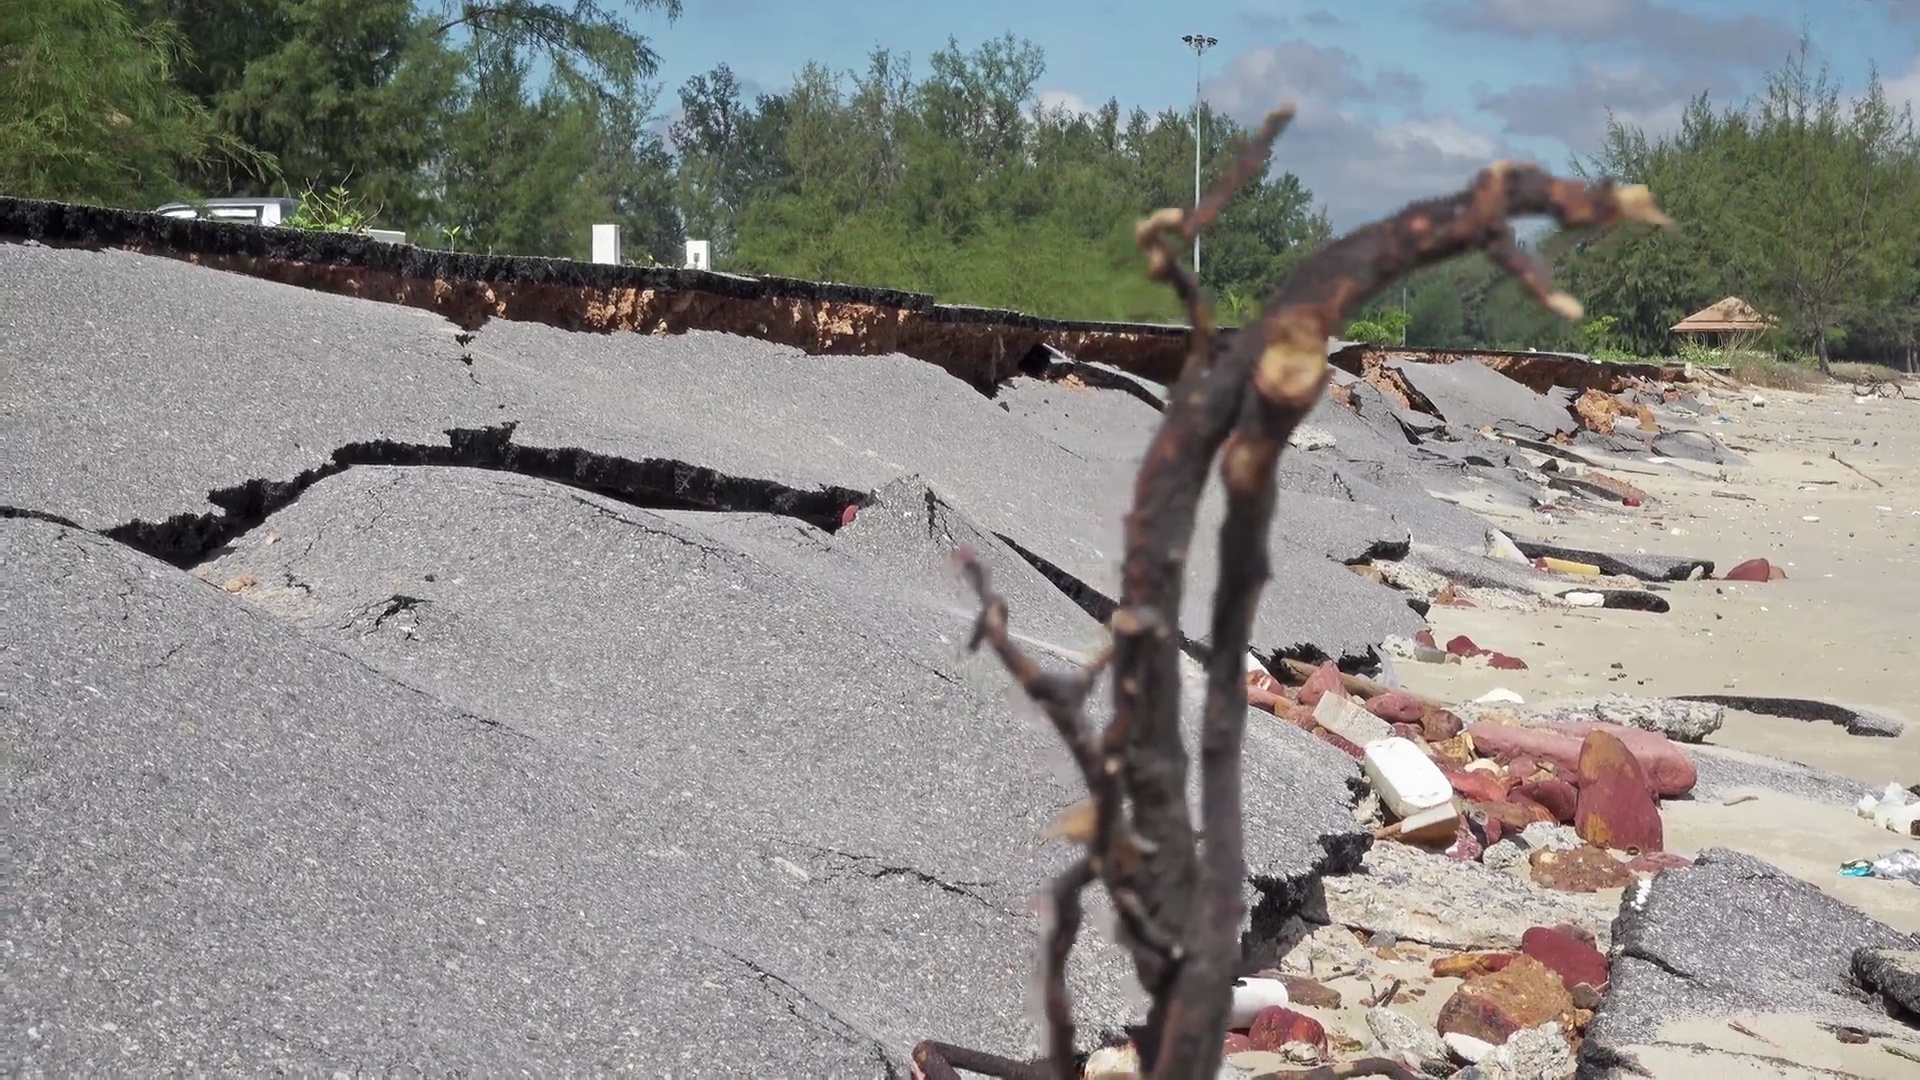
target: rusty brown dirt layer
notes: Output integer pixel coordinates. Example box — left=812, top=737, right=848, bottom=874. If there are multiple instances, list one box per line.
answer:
left=151, top=248, right=1201, bottom=390
left=1330, top=344, right=1690, bottom=395
left=0, top=196, right=1196, bottom=389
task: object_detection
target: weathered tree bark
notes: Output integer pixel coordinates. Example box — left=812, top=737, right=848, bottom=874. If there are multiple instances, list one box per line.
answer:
left=912, top=106, right=1669, bottom=1080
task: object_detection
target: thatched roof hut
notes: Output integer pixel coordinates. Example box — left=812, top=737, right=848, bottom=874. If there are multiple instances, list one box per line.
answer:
left=1670, top=297, right=1775, bottom=343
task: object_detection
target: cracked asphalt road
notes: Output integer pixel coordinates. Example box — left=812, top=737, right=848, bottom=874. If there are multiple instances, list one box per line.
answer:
left=3, top=236, right=1425, bottom=1073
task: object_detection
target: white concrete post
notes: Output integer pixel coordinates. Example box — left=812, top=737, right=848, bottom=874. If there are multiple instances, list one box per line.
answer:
left=591, top=223, right=621, bottom=265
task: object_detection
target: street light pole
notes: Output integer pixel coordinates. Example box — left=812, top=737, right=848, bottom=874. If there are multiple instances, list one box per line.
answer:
left=1181, top=33, right=1216, bottom=276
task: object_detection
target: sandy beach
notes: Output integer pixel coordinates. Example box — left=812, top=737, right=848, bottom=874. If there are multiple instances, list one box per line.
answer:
left=1395, top=380, right=1920, bottom=932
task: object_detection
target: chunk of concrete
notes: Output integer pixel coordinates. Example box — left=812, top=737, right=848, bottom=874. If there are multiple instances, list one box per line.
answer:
left=1314, top=839, right=1623, bottom=952
left=1388, top=358, right=1578, bottom=440
left=1582, top=849, right=1920, bottom=1076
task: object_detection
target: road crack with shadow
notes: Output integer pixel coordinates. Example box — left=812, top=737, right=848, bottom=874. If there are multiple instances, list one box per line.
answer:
left=77, top=421, right=870, bottom=568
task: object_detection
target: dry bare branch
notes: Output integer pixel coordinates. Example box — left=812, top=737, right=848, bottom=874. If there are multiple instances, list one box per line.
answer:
left=913, top=106, right=1668, bottom=1079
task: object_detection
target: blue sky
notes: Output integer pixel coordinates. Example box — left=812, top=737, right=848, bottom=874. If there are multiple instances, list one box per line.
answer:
left=633, top=0, right=1920, bottom=228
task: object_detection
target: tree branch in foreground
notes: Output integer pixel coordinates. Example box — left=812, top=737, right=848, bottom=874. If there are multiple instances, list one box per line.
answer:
left=913, top=106, right=1669, bottom=1080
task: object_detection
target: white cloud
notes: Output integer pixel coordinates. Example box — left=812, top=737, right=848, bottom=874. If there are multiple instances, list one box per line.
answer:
left=1034, top=88, right=1095, bottom=117
left=1479, top=61, right=1724, bottom=156
left=1884, top=54, right=1920, bottom=119
left=1449, top=0, right=1799, bottom=67
left=1203, top=41, right=1514, bottom=229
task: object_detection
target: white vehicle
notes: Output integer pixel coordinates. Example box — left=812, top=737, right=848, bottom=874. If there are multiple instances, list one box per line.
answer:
left=152, top=196, right=408, bottom=244
left=152, top=196, right=302, bottom=227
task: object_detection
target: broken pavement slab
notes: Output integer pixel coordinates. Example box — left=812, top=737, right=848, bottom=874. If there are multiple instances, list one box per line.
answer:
left=0, top=240, right=1430, bottom=667
left=1387, top=357, right=1579, bottom=441
left=1676, top=694, right=1906, bottom=738
left=1854, top=948, right=1920, bottom=1019
left=3, top=516, right=951, bottom=1074
left=188, top=468, right=1377, bottom=1008
left=1507, top=537, right=1712, bottom=582
left=1582, top=848, right=1920, bottom=1077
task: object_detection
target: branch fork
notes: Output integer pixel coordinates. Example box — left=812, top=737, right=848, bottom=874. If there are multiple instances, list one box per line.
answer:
left=913, top=103, right=1668, bottom=1080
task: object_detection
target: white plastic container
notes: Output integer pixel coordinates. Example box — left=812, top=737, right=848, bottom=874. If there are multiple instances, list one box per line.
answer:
left=1363, top=736, right=1455, bottom=820
left=1226, top=976, right=1291, bottom=1028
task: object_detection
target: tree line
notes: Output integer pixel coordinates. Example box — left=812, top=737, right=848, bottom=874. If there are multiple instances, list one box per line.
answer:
left=3, top=2, right=1914, bottom=366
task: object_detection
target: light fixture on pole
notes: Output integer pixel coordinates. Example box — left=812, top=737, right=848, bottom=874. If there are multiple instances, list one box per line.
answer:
left=1181, top=33, right=1217, bottom=276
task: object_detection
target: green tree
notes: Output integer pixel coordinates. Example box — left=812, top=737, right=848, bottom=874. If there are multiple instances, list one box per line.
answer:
left=0, top=0, right=256, bottom=205
left=208, top=0, right=462, bottom=226
left=1723, top=44, right=1918, bottom=373
left=429, top=36, right=681, bottom=263
left=1569, top=44, right=1920, bottom=367
left=1405, top=273, right=1467, bottom=347
left=425, top=0, right=682, bottom=96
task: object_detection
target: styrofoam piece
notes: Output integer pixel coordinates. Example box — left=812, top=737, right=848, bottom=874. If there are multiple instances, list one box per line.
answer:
left=1484, top=528, right=1529, bottom=564
left=1363, top=736, right=1455, bottom=820
left=1476, top=688, right=1525, bottom=704
left=1227, top=976, right=1291, bottom=1028
left=1314, top=692, right=1393, bottom=748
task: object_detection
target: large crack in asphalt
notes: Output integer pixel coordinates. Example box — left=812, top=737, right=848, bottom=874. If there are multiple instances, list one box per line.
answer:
left=86, top=421, right=871, bottom=567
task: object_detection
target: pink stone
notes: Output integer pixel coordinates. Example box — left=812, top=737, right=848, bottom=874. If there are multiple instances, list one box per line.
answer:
left=1521, top=925, right=1610, bottom=992
left=1547, top=720, right=1697, bottom=797
left=1515, top=777, right=1580, bottom=824
left=1365, top=690, right=1427, bottom=724
left=1247, top=1006, right=1327, bottom=1052
left=1298, top=661, right=1346, bottom=709
left=1575, top=731, right=1665, bottom=853
left=1445, top=767, right=1512, bottom=803
left=1469, top=721, right=1696, bottom=798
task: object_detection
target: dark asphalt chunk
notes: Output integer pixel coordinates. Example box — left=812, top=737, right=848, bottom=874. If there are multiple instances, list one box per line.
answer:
left=1582, top=849, right=1919, bottom=1076
left=1677, top=694, right=1905, bottom=738
left=2, top=515, right=903, bottom=1075
left=1389, top=358, right=1577, bottom=440
left=174, top=468, right=1369, bottom=1051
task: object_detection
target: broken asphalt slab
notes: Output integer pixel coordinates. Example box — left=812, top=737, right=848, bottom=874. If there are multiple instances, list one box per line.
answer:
left=1582, top=849, right=1920, bottom=1077
left=2, top=516, right=919, bottom=1075
left=1387, top=358, right=1578, bottom=440
left=1508, top=537, right=1713, bottom=581
left=7, top=465, right=1374, bottom=1068
left=188, top=466, right=1369, bottom=896
left=1676, top=694, right=1906, bottom=738
left=1310, top=839, right=1624, bottom=952
left=0, top=242, right=1428, bottom=665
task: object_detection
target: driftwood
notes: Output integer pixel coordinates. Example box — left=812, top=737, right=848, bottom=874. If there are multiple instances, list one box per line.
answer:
left=912, top=102, right=1668, bottom=1079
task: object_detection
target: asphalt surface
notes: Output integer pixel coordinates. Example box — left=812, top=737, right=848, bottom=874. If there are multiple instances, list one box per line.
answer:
left=4, top=236, right=1819, bottom=1073
left=1582, top=848, right=1920, bottom=1075
left=1391, top=357, right=1579, bottom=439
left=1, top=243, right=1432, bottom=662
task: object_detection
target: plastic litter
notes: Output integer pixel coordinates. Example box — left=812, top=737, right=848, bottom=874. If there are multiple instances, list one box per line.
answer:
left=1226, top=976, right=1291, bottom=1028
left=1363, top=736, right=1454, bottom=820
left=1839, top=850, right=1920, bottom=885
left=1855, top=783, right=1920, bottom=836
left=1483, top=528, right=1529, bottom=565
left=1539, top=556, right=1603, bottom=576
